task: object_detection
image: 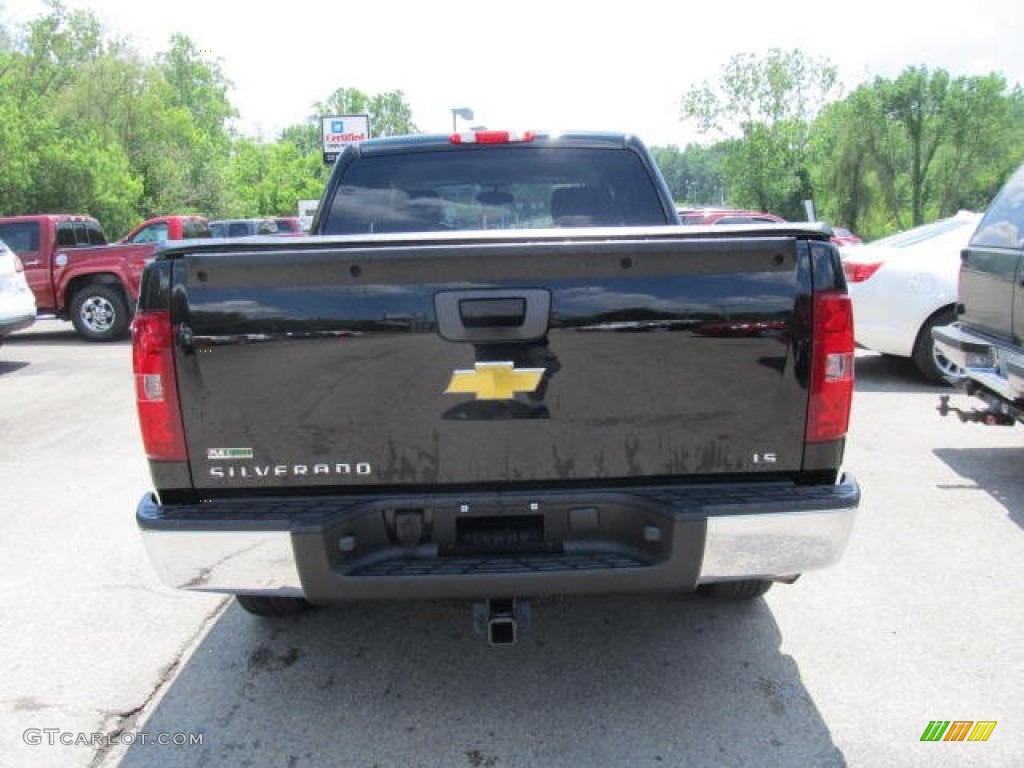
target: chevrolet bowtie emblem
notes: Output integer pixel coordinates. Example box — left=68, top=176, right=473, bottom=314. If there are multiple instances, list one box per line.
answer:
left=445, top=362, right=545, bottom=400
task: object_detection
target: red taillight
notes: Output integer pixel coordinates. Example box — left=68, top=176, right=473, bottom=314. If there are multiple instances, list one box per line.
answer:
left=450, top=130, right=536, bottom=145
left=132, top=310, right=188, bottom=461
left=842, top=261, right=883, bottom=283
left=806, top=290, right=855, bottom=443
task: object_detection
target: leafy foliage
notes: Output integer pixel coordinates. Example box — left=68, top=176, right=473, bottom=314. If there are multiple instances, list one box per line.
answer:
left=808, top=68, right=1024, bottom=236
left=0, top=7, right=417, bottom=228
left=676, top=50, right=1023, bottom=237
left=650, top=144, right=727, bottom=206
left=681, top=49, right=840, bottom=219
left=224, top=138, right=327, bottom=217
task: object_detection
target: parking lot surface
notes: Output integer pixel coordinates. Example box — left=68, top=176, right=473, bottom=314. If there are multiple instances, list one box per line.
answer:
left=1, top=319, right=1021, bottom=767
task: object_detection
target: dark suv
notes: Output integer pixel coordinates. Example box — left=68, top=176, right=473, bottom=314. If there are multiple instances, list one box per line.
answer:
left=933, top=163, right=1024, bottom=425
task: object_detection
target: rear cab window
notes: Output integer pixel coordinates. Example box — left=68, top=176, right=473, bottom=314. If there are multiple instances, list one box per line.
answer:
left=321, top=146, right=670, bottom=235
left=0, top=222, right=40, bottom=255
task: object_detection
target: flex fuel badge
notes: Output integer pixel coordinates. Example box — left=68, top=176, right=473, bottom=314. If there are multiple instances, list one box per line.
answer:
left=206, top=448, right=254, bottom=461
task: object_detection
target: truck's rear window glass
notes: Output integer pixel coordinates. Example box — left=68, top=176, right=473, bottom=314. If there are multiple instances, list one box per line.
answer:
left=0, top=222, right=40, bottom=253
left=321, top=147, right=669, bottom=235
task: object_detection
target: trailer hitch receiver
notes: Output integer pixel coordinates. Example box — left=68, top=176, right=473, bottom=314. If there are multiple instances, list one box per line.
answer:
left=472, top=598, right=531, bottom=646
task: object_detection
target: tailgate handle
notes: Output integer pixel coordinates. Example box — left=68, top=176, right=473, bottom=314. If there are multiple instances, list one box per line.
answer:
left=435, top=289, right=551, bottom=342
left=459, top=297, right=526, bottom=328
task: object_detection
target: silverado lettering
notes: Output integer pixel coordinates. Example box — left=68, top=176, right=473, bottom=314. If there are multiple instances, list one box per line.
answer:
left=209, top=463, right=373, bottom=479
left=132, top=130, right=860, bottom=644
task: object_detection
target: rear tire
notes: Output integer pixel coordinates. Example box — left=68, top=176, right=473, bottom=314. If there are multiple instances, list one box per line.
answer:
left=912, top=308, right=961, bottom=384
left=697, top=579, right=773, bottom=600
left=69, top=283, right=130, bottom=341
left=235, top=594, right=313, bottom=617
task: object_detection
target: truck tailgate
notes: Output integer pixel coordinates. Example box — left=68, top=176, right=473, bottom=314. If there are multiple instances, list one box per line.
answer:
left=169, top=232, right=815, bottom=490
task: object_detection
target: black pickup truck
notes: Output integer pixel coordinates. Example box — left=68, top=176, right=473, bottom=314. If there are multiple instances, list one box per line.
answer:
left=133, top=131, right=860, bottom=643
left=934, top=163, right=1024, bottom=426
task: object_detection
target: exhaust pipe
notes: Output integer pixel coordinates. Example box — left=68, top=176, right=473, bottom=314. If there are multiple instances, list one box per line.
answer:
left=472, top=598, right=531, bottom=646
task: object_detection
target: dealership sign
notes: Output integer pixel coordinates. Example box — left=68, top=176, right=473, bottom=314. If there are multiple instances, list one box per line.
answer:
left=322, top=115, right=370, bottom=163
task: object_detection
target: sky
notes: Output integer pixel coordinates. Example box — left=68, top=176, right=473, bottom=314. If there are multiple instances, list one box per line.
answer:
left=3, top=0, right=1023, bottom=147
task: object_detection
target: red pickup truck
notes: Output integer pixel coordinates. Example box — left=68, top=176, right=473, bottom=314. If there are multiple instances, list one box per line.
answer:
left=0, top=214, right=210, bottom=341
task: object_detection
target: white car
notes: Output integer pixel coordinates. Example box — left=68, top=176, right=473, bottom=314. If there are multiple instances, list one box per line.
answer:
left=841, top=210, right=982, bottom=383
left=0, top=237, right=36, bottom=345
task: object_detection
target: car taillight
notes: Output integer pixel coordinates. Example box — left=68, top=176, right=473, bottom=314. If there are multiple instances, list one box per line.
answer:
left=132, top=310, right=188, bottom=461
left=450, top=130, right=536, bottom=144
left=842, top=261, right=883, bottom=283
left=806, top=290, right=855, bottom=443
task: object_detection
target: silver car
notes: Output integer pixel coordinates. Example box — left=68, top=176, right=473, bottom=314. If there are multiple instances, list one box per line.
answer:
left=840, top=211, right=981, bottom=383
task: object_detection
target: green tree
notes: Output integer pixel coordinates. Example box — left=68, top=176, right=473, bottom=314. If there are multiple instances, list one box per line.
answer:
left=367, top=90, right=417, bottom=137
left=930, top=76, right=1024, bottom=213
left=225, top=138, right=327, bottom=216
left=11, top=0, right=103, bottom=101
left=0, top=2, right=144, bottom=222
left=807, top=98, right=876, bottom=235
left=156, top=33, right=235, bottom=138
left=0, top=6, right=239, bottom=227
left=814, top=67, right=1024, bottom=235
left=651, top=143, right=727, bottom=206
left=681, top=49, right=840, bottom=218
left=279, top=121, right=320, bottom=155
left=29, top=129, right=142, bottom=233
left=0, top=90, right=40, bottom=214
left=152, top=34, right=237, bottom=216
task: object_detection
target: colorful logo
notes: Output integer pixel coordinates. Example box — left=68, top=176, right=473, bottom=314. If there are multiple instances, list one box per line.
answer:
left=331, top=120, right=344, bottom=133
left=920, top=721, right=997, bottom=742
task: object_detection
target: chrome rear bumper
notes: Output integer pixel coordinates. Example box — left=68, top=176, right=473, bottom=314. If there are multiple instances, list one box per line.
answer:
left=933, top=323, right=1024, bottom=401
left=137, top=476, right=860, bottom=600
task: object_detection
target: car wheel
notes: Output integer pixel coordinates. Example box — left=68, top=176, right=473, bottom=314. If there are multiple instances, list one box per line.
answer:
left=70, top=283, right=130, bottom=341
left=912, top=309, right=962, bottom=385
left=697, top=579, right=773, bottom=600
left=235, top=594, right=313, bottom=617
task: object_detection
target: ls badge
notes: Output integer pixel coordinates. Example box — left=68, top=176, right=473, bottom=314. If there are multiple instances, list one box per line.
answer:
left=445, top=362, right=545, bottom=400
